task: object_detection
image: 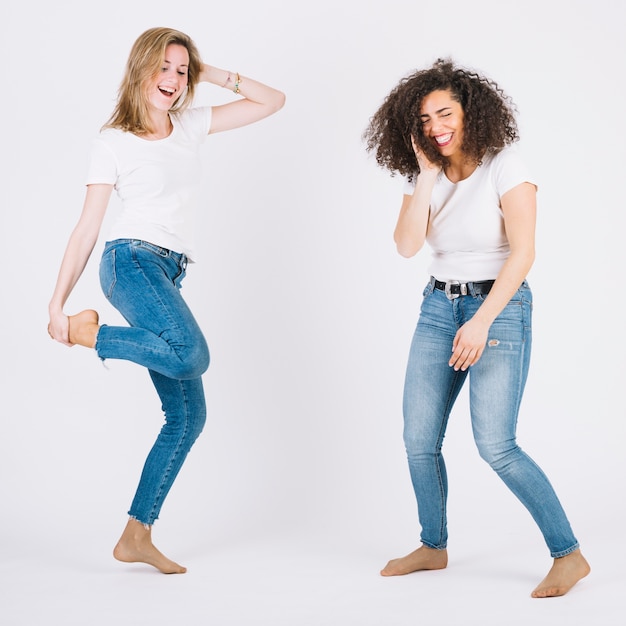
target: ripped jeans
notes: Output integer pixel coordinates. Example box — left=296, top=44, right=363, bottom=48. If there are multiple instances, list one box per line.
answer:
left=402, top=279, right=579, bottom=558
left=96, top=239, right=210, bottom=525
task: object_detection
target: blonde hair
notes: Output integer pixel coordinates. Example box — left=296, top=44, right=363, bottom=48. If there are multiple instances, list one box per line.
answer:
left=103, top=27, right=203, bottom=134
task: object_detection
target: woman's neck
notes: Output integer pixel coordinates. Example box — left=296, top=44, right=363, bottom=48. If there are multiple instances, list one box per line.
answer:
left=444, top=153, right=480, bottom=183
left=142, top=111, right=173, bottom=140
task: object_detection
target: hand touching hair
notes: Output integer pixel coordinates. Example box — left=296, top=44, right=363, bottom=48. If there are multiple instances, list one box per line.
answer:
left=105, top=27, right=203, bottom=135
left=363, top=58, right=519, bottom=181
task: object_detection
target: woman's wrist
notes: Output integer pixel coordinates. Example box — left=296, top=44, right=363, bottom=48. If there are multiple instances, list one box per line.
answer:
left=49, top=302, right=64, bottom=316
left=201, top=64, right=241, bottom=93
left=220, top=70, right=242, bottom=93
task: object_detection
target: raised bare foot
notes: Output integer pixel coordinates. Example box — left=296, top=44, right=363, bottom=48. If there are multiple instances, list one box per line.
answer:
left=68, top=309, right=100, bottom=348
left=381, top=545, right=448, bottom=576
left=113, top=518, right=187, bottom=574
left=531, top=549, right=590, bottom=598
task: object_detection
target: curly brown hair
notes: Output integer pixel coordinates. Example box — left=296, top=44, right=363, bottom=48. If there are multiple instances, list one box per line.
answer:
left=363, top=58, right=519, bottom=181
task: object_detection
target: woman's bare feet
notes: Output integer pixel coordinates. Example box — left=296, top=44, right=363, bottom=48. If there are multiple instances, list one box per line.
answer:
left=113, top=518, right=187, bottom=574
left=531, top=549, right=590, bottom=598
left=381, top=545, right=448, bottom=576
left=68, top=309, right=100, bottom=348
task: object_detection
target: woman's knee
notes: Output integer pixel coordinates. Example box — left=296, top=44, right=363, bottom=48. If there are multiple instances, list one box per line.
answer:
left=403, top=430, right=439, bottom=459
left=171, top=340, right=210, bottom=379
left=189, top=403, right=207, bottom=441
left=476, top=438, right=518, bottom=471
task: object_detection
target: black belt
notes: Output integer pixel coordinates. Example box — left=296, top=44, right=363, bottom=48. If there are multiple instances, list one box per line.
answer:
left=432, top=278, right=495, bottom=299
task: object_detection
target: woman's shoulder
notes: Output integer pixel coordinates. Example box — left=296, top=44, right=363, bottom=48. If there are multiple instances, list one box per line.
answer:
left=484, top=145, right=524, bottom=165
left=172, top=105, right=211, bottom=118
left=171, top=106, right=212, bottom=136
left=93, top=126, right=129, bottom=147
left=485, top=145, right=536, bottom=190
left=482, top=145, right=531, bottom=176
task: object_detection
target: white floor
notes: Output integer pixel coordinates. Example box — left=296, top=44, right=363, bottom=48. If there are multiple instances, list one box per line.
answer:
left=1, top=516, right=618, bottom=626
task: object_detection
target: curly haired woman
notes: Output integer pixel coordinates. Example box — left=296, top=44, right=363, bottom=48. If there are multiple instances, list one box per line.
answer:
left=48, top=27, right=285, bottom=574
left=364, top=58, right=589, bottom=597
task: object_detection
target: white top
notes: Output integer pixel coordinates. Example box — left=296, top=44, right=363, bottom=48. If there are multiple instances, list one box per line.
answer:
left=86, top=106, right=212, bottom=261
left=404, top=146, right=536, bottom=282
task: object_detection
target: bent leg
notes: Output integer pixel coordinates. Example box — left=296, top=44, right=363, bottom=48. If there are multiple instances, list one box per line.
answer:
left=469, top=289, right=589, bottom=595
left=470, top=303, right=579, bottom=557
left=96, top=241, right=210, bottom=379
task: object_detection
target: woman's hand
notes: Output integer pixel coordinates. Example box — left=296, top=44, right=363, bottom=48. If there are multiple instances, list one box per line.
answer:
left=197, top=63, right=223, bottom=85
left=48, top=308, right=72, bottom=346
left=393, top=136, right=439, bottom=257
left=449, top=317, right=490, bottom=371
left=447, top=181, right=537, bottom=371
left=411, top=135, right=440, bottom=177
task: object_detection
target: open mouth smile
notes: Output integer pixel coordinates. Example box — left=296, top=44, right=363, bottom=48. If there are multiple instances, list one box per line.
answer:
left=434, top=133, right=453, bottom=147
left=158, top=86, right=176, bottom=98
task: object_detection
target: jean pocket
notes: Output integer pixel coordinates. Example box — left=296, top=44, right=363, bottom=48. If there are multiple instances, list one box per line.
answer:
left=99, top=248, right=117, bottom=299
left=138, top=240, right=170, bottom=257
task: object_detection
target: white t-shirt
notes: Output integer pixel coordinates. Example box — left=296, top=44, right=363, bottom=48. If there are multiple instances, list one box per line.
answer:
left=86, top=106, right=212, bottom=261
left=403, top=146, right=536, bottom=282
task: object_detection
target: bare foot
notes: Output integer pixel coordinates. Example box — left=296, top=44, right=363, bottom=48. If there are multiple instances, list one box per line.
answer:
left=381, top=545, right=448, bottom=576
left=68, top=309, right=100, bottom=348
left=531, top=549, right=590, bottom=598
left=113, top=518, right=187, bottom=574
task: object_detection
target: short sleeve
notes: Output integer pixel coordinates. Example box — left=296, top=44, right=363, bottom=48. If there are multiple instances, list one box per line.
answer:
left=175, top=106, right=213, bottom=140
left=492, top=147, right=537, bottom=197
left=85, top=136, right=118, bottom=185
left=192, top=106, right=212, bottom=135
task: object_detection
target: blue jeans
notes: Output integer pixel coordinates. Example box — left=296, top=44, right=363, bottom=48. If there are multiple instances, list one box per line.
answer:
left=402, top=279, right=578, bottom=558
left=96, top=239, right=210, bottom=525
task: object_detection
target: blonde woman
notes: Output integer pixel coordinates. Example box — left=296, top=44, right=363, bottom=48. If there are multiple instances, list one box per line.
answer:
left=48, top=27, right=285, bottom=574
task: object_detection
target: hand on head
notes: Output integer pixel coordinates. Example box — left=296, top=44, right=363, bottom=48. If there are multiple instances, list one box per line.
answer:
left=411, top=134, right=440, bottom=176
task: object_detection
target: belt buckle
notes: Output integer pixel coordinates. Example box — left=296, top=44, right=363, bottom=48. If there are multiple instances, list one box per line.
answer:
left=444, top=280, right=467, bottom=300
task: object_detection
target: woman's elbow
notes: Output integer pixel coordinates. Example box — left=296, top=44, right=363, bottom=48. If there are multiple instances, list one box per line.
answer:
left=511, top=246, right=535, bottom=274
left=521, top=243, right=536, bottom=267
left=393, top=228, right=424, bottom=259
left=272, top=91, right=286, bottom=113
left=394, top=236, right=422, bottom=258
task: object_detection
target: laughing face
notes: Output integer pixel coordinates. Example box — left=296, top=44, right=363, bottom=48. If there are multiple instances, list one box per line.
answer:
left=146, top=43, right=190, bottom=112
left=419, top=89, right=465, bottom=159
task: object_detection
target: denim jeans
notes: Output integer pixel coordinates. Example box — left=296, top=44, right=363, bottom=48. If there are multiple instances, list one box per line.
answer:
left=96, top=239, right=210, bottom=525
left=402, top=279, right=579, bottom=558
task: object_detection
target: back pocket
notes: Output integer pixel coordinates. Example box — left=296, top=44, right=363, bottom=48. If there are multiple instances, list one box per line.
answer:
left=99, top=248, right=117, bottom=299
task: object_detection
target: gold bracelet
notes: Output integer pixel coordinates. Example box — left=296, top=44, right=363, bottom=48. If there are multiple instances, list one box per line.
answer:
left=233, top=72, right=241, bottom=94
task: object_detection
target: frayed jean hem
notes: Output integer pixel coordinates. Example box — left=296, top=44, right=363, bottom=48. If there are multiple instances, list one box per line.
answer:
left=552, top=543, right=580, bottom=559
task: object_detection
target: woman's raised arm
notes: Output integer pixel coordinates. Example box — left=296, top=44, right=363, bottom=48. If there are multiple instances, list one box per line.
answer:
left=199, top=64, right=285, bottom=134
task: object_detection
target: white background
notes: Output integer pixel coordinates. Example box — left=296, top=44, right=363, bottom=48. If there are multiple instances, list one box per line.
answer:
left=2, top=0, right=624, bottom=624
